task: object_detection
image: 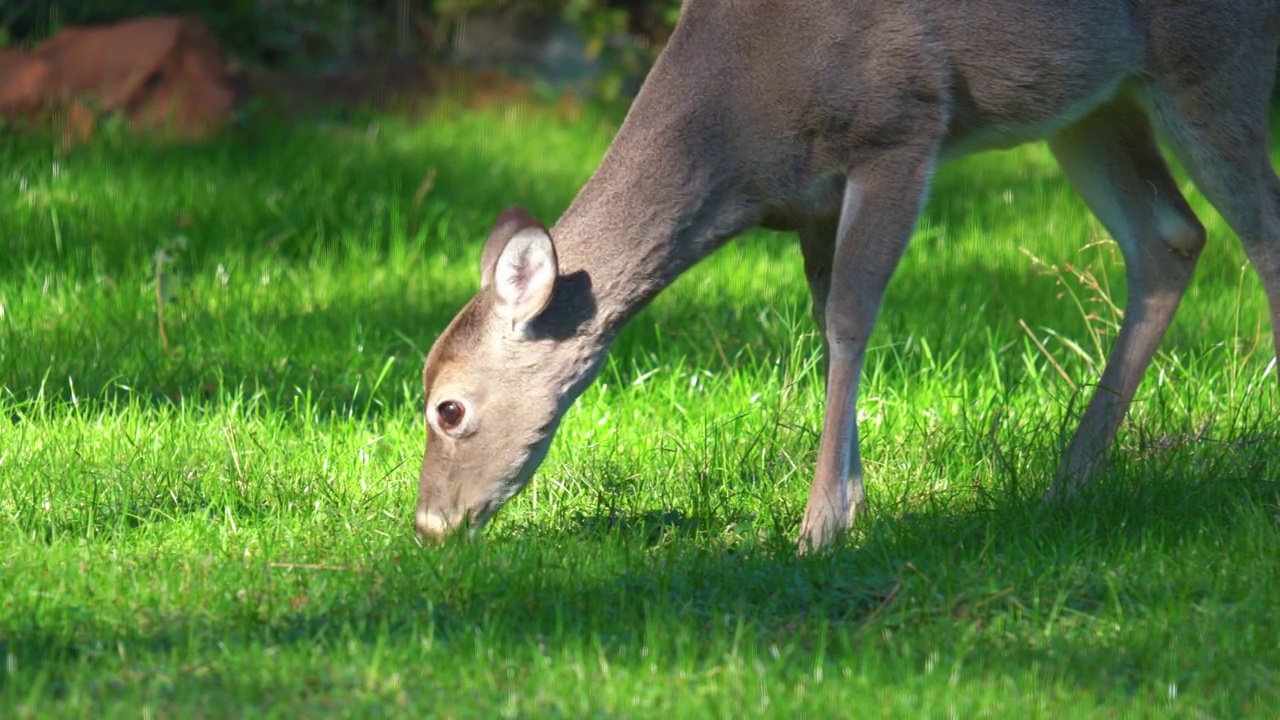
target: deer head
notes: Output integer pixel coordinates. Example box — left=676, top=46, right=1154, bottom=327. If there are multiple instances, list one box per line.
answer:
left=415, top=206, right=604, bottom=541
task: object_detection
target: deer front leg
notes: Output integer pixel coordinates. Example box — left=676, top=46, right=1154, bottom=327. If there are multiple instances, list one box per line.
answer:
left=797, top=148, right=937, bottom=552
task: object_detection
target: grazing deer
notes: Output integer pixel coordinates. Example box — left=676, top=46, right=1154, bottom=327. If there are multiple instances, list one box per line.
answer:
left=415, top=0, right=1280, bottom=550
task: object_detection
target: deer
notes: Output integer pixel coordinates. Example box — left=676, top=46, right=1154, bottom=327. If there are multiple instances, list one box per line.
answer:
left=414, top=0, right=1280, bottom=551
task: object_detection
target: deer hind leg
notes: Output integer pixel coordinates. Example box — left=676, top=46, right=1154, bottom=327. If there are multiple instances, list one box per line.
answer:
left=1046, top=95, right=1206, bottom=498
left=797, top=148, right=935, bottom=551
left=1146, top=70, right=1280, bottom=393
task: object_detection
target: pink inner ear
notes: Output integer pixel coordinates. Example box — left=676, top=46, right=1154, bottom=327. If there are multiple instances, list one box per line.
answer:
left=496, top=249, right=536, bottom=301
left=495, top=228, right=557, bottom=319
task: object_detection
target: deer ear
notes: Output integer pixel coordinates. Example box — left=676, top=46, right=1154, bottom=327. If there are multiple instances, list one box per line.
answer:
left=481, top=206, right=558, bottom=324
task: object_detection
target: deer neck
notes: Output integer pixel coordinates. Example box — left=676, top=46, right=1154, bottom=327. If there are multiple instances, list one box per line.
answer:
left=548, top=86, right=757, bottom=349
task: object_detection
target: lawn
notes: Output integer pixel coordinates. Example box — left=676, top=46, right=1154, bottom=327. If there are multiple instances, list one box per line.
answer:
left=1, top=99, right=1277, bottom=718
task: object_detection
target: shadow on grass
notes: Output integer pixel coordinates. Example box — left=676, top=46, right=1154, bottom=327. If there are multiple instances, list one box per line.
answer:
left=4, top=452, right=1277, bottom=706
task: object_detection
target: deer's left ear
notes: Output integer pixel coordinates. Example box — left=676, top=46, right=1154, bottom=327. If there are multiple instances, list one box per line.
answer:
left=481, top=206, right=558, bottom=325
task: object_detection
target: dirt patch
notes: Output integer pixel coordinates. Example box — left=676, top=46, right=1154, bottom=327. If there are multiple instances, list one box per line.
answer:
left=0, top=15, right=236, bottom=143
left=0, top=13, right=597, bottom=144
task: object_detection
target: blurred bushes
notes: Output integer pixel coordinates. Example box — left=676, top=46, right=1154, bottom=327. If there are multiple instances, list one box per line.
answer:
left=1, top=1, right=682, bottom=101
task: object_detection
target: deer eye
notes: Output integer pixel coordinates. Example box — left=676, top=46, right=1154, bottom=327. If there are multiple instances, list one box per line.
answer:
left=436, top=400, right=466, bottom=431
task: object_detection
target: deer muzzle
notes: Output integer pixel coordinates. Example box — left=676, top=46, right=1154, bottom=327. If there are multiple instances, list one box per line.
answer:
left=415, top=507, right=456, bottom=542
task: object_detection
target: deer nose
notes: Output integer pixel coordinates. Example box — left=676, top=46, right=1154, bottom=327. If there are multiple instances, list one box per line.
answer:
left=415, top=507, right=453, bottom=542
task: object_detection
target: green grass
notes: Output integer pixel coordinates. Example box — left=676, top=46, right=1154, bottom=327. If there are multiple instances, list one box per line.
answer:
left=1, top=101, right=1278, bottom=718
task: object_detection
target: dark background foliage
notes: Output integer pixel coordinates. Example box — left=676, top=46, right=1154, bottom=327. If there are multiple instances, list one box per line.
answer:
left=1, top=0, right=682, bottom=102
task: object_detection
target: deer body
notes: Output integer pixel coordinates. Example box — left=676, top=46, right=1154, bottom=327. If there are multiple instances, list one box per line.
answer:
left=417, top=0, right=1280, bottom=549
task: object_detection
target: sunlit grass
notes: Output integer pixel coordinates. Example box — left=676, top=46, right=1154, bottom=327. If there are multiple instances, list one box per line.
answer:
left=1, top=104, right=1277, bottom=717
